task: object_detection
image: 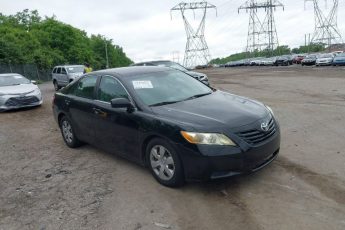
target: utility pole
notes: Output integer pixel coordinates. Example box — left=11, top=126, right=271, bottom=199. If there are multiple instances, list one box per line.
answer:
left=239, top=0, right=284, bottom=56
left=105, top=40, right=109, bottom=69
left=305, top=0, right=343, bottom=49
left=171, top=1, right=217, bottom=68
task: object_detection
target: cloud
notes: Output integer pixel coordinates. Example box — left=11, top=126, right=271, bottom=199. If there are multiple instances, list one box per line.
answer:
left=0, top=0, right=344, bottom=63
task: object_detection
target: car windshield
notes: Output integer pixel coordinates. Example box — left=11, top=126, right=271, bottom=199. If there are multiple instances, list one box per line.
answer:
left=306, top=55, right=316, bottom=58
left=155, top=62, right=188, bottom=72
left=320, top=54, right=333, bottom=58
left=337, top=53, right=345, bottom=57
left=126, top=70, right=212, bottom=106
left=0, top=75, right=30, bottom=87
left=66, top=66, right=84, bottom=73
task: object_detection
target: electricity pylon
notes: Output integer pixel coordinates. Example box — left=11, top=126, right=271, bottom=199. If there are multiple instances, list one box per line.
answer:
left=239, top=0, right=284, bottom=55
left=171, top=1, right=217, bottom=68
left=305, top=0, right=343, bottom=47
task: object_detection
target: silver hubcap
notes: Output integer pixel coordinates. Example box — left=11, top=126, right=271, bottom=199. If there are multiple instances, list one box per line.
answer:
left=150, top=145, right=175, bottom=181
left=62, top=120, right=73, bottom=143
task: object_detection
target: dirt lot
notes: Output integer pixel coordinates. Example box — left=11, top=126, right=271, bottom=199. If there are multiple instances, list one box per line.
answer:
left=1, top=66, right=345, bottom=230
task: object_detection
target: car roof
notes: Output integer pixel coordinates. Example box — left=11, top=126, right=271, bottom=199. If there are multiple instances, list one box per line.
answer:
left=0, top=73, right=23, bottom=77
left=133, top=60, right=173, bottom=65
left=54, top=65, right=84, bottom=68
left=93, top=66, right=172, bottom=78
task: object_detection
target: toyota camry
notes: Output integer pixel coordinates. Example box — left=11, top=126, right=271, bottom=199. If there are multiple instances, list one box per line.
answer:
left=52, top=67, right=280, bottom=187
left=0, top=73, right=43, bottom=112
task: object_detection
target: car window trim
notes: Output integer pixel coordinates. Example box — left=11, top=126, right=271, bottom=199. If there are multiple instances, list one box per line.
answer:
left=71, top=74, right=99, bottom=100
left=96, top=75, right=136, bottom=107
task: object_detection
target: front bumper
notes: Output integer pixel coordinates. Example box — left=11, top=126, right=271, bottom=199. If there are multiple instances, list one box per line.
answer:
left=0, top=94, right=43, bottom=112
left=175, top=128, right=281, bottom=181
left=316, top=61, right=332, bottom=66
left=332, top=60, right=345, bottom=65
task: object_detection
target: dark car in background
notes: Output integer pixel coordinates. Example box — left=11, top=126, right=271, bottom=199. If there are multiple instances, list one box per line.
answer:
left=301, top=54, right=318, bottom=66
left=274, top=56, right=289, bottom=66
left=53, top=67, right=280, bottom=187
left=131, top=60, right=209, bottom=85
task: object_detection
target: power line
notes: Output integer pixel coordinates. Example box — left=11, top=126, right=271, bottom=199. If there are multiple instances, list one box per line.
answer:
left=305, top=0, right=343, bottom=47
left=239, top=0, right=284, bottom=56
left=171, top=1, right=217, bottom=68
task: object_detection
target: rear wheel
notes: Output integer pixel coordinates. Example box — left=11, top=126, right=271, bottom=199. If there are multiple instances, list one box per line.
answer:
left=53, top=80, right=60, bottom=91
left=59, top=116, right=82, bottom=148
left=146, top=138, right=184, bottom=187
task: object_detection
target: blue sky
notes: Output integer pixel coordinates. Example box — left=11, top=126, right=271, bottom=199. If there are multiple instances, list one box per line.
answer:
left=1, top=0, right=344, bottom=62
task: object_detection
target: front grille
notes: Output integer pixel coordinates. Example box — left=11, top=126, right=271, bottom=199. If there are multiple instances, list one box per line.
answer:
left=5, top=96, right=39, bottom=106
left=236, top=118, right=276, bottom=145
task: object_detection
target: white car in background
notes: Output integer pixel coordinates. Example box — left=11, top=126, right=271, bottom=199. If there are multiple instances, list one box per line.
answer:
left=316, top=53, right=334, bottom=66
left=52, top=65, right=84, bottom=91
left=0, top=73, right=42, bottom=111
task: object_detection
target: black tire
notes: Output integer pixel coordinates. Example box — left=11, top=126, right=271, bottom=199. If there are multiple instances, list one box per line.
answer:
left=53, top=80, right=60, bottom=91
left=146, top=138, right=184, bottom=187
left=59, top=116, right=82, bottom=148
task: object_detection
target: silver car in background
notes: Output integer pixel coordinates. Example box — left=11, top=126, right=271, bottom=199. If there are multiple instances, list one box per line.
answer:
left=0, top=73, right=42, bottom=111
left=316, top=53, right=334, bottom=66
left=52, top=65, right=84, bottom=91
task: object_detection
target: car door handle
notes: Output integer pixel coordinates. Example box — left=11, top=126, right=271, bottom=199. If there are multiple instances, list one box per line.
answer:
left=93, top=108, right=107, bottom=116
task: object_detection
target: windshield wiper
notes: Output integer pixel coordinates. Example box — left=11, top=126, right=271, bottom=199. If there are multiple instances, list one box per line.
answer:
left=183, top=92, right=212, bottom=101
left=150, top=100, right=181, bottom=107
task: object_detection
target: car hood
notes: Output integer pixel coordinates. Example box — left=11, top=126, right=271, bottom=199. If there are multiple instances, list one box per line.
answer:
left=151, top=91, right=268, bottom=131
left=317, top=58, right=332, bottom=61
left=0, top=83, right=38, bottom=95
left=334, top=56, right=345, bottom=61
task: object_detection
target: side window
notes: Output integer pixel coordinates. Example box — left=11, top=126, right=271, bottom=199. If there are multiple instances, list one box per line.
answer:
left=98, top=76, right=129, bottom=103
left=53, top=68, right=57, bottom=73
left=57, top=68, right=61, bottom=74
left=74, top=76, right=97, bottom=99
left=61, top=68, right=67, bottom=74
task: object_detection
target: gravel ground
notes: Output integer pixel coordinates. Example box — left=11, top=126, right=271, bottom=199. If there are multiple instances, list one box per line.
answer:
left=0, top=65, right=345, bottom=230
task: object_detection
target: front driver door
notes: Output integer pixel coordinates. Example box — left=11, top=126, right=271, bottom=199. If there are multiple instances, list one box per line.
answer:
left=92, top=75, right=141, bottom=161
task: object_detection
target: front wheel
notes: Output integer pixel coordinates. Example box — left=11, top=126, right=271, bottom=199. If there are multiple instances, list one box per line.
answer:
left=146, top=138, right=184, bottom=187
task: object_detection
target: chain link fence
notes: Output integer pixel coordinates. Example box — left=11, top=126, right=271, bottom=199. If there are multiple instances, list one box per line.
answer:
left=0, top=63, right=52, bottom=82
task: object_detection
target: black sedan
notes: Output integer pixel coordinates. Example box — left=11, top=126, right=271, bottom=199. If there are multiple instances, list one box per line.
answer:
left=301, top=55, right=318, bottom=66
left=53, top=67, right=280, bottom=187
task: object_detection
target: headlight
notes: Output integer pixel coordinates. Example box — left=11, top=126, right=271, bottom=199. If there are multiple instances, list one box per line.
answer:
left=180, top=131, right=236, bottom=146
left=266, top=105, right=274, bottom=116
left=33, top=88, right=41, bottom=95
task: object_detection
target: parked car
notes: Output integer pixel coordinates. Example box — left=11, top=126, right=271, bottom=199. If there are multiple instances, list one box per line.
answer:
left=53, top=67, right=280, bottom=187
left=131, top=60, right=209, bottom=85
left=52, top=65, right=85, bottom=91
left=262, top=58, right=275, bottom=66
left=0, top=73, right=42, bottom=111
left=284, top=55, right=294, bottom=65
left=316, top=53, right=334, bottom=66
left=332, top=52, right=345, bottom=66
left=293, top=55, right=306, bottom=64
left=274, top=56, right=289, bottom=66
left=301, top=54, right=318, bottom=66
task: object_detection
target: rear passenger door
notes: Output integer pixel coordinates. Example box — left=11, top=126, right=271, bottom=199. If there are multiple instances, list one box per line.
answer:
left=61, top=67, right=69, bottom=85
left=67, top=75, right=99, bottom=143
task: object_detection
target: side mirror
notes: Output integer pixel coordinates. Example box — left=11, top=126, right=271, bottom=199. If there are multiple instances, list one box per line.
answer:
left=110, top=98, right=134, bottom=111
left=31, top=80, right=37, bottom=85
